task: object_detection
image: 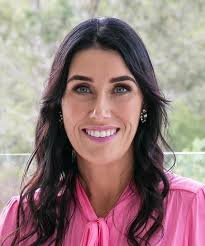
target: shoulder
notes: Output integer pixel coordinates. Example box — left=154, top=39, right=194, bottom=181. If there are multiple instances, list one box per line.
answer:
left=164, top=171, right=205, bottom=209
left=0, top=191, right=41, bottom=244
left=0, top=196, right=20, bottom=244
left=166, top=171, right=205, bottom=194
left=0, top=196, right=20, bottom=222
left=156, top=174, right=205, bottom=245
left=0, top=189, right=40, bottom=217
left=163, top=172, right=205, bottom=220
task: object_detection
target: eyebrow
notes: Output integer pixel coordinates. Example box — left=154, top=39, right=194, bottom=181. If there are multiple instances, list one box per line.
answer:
left=67, top=74, right=136, bottom=84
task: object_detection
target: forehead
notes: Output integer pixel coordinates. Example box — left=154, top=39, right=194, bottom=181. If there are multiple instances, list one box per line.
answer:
left=68, top=48, right=132, bottom=77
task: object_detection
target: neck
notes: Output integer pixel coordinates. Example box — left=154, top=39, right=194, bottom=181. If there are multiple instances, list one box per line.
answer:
left=76, top=151, right=134, bottom=217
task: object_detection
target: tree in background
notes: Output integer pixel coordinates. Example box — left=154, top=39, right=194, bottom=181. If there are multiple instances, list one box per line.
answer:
left=0, top=0, right=205, bottom=153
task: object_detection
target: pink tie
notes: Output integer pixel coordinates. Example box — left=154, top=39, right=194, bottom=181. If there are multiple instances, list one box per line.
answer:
left=80, top=218, right=109, bottom=246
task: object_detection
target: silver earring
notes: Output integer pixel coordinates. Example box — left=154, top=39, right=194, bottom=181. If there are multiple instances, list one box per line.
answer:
left=140, top=109, right=147, bottom=123
left=59, top=110, right=63, bottom=125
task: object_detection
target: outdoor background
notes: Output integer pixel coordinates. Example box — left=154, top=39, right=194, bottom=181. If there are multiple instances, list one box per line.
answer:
left=0, top=0, right=205, bottom=209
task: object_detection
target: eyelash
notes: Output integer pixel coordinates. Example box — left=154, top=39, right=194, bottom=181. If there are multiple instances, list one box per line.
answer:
left=73, top=84, right=132, bottom=95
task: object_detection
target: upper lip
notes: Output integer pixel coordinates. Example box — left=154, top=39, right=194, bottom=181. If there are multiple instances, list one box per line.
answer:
left=82, top=126, right=120, bottom=131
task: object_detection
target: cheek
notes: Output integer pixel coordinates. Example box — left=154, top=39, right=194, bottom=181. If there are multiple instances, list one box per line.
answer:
left=62, top=97, right=86, bottom=120
left=122, top=107, right=141, bottom=133
left=116, top=96, right=142, bottom=121
left=61, top=98, right=89, bottom=140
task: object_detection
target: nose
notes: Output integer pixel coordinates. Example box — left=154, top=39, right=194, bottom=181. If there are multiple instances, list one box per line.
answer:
left=89, top=94, right=111, bottom=120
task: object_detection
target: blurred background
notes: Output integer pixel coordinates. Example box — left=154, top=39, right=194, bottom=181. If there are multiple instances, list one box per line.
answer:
left=0, top=0, right=205, bottom=209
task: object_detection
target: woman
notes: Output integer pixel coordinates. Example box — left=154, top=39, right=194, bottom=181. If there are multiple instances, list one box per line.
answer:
left=0, top=17, right=205, bottom=246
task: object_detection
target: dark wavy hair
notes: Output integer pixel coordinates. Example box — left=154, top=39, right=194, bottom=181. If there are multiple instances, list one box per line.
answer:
left=4, top=17, right=175, bottom=246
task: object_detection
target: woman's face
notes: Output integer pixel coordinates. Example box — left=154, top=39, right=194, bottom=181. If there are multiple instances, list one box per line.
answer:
left=61, top=48, right=143, bottom=165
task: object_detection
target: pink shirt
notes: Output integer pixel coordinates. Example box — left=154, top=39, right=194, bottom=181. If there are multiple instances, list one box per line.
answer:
left=1, top=172, right=205, bottom=245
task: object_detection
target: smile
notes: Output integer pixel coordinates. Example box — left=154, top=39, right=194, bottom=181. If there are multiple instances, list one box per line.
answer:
left=82, top=128, right=120, bottom=143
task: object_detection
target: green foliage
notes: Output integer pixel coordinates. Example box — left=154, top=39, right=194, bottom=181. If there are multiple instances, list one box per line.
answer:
left=173, top=154, right=205, bottom=183
left=0, top=0, right=204, bottom=154
left=168, top=101, right=205, bottom=151
left=188, top=138, right=205, bottom=152
left=0, top=0, right=74, bottom=153
left=23, top=0, right=73, bottom=43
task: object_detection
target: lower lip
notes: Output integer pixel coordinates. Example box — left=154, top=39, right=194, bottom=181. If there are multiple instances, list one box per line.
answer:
left=82, top=130, right=119, bottom=143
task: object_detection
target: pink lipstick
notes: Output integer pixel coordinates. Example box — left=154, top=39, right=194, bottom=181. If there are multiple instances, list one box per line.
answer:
left=82, top=129, right=119, bottom=143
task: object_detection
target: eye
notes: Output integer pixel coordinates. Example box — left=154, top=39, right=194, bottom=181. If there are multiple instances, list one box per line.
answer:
left=113, top=85, right=131, bottom=94
left=73, top=85, right=91, bottom=94
left=72, top=83, right=132, bottom=95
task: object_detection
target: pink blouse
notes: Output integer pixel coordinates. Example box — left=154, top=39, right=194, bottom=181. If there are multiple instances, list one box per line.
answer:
left=0, top=172, right=205, bottom=245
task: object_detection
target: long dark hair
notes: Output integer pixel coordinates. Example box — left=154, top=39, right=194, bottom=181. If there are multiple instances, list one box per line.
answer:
left=5, top=17, right=174, bottom=246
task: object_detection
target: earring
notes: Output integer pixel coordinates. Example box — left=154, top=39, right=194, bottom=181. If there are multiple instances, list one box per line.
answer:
left=140, top=109, right=147, bottom=123
left=59, top=110, right=63, bottom=125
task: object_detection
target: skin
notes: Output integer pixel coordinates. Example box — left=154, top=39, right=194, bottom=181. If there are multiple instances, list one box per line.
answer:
left=61, top=47, right=144, bottom=217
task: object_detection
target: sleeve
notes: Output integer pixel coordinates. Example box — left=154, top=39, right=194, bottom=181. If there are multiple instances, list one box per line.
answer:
left=0, top=196, right=19, bottom=245
left=184, top=186, right=205, bottom=246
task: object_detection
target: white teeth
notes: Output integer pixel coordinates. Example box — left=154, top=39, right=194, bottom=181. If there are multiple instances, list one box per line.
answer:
left=85, top=129, right=117, bottom=138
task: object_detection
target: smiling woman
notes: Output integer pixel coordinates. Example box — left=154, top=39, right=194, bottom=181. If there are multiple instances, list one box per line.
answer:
left=61, top=48, right=143, bottom=166
left=0, top=17, right=205, bottom=246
